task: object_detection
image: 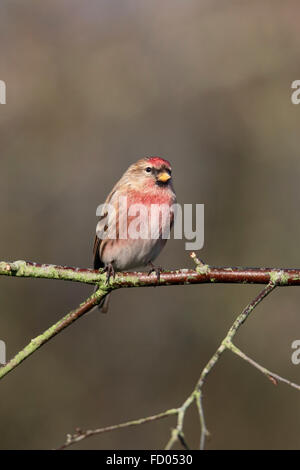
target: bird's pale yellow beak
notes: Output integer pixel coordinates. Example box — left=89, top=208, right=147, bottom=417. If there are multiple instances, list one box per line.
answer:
left=157, top=172, right=171, bottom=183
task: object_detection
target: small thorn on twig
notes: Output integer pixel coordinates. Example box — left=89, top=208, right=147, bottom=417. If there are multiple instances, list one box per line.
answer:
left=190, top=252, right=210, bottom=274
left=267, top=375, right=278, bottom=386
left=190, top=252, right=205, bottom=266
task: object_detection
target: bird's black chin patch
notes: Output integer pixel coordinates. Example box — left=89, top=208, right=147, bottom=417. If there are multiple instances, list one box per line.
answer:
left=156, top=180, right=169, bottom=187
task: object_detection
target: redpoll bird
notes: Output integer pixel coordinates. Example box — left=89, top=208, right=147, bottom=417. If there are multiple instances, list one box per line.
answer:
left=93, top=156, right=176, bottom=312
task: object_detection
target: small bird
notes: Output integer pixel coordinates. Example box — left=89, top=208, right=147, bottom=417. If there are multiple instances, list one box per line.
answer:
left=93, top=156, right=176, bottom=312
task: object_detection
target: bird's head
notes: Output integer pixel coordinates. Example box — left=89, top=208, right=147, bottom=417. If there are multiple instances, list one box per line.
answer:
left=128, top=156, right=172, bottom=190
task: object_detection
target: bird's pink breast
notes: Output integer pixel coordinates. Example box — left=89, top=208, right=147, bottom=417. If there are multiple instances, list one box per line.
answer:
left=126, top=187, right=174, bottom=206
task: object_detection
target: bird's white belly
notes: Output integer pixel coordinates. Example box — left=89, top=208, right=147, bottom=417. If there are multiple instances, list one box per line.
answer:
left=102, top=237, right=166, bottom=270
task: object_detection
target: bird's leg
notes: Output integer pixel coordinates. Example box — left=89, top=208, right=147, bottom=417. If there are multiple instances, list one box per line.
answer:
left=103, top=263, right=115, bottom=284
left=148, top=262, right=162, bottom=282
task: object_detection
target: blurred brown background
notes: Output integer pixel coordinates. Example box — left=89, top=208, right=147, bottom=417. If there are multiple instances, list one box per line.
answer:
left=1, top=0, right=300, bottom=450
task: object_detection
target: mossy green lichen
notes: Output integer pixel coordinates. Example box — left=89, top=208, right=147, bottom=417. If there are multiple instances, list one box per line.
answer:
left=196, top=264, right=210, bottom=275
left=12, top=260, right=27, bottom=276
left=269, top=270, right=289, bottom=286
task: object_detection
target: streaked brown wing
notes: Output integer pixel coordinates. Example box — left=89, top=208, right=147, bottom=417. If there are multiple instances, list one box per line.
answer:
left=93, top=235, right=104, bottom=269
left=93, top=207, right=110, bottom=269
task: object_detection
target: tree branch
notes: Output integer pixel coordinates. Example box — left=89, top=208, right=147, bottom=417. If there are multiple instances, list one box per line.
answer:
left=57, top=280, right=300, bottom=450
left=1, top=256, right=300, bottom=449
left=0, top=289, right=107, bottom=380
left=193, top=282, right=277, bottom=449
left=1, top=259, right=300, bottom=287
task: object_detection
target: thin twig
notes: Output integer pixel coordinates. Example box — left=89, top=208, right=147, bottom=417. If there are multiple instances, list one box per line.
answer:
left=195, top=390, right=210, bottom=450
left=58, top=409, right=178, bottom=450
left=0, top=289, right=106, bottom=381
left=228, top=343, right=300, bottom=391
left=164, top=394, right=194, bottom=450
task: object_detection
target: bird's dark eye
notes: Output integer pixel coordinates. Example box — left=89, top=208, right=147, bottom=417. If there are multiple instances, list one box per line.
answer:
left=145, top=167, right=152, bottom=173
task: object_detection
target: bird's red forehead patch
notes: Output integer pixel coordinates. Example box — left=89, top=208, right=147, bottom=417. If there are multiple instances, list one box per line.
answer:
left=147, top=156, right=171, bottom=168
